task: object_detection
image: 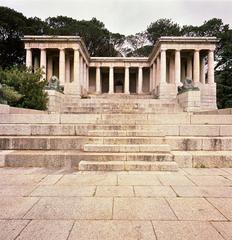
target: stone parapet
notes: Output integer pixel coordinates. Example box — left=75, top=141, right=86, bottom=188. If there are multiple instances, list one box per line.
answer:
left=177, top=90, right=201, bottom=112
left=46, top=90, right=65, bottom=113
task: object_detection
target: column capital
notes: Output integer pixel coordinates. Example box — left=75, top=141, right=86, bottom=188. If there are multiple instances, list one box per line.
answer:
left=194, top=49, right=200, bottom=52
left=73, top=47, right=80, bottom=51
left=25, top=47, right=32, bottom=50
left=59, top=47, right=65, bottom=51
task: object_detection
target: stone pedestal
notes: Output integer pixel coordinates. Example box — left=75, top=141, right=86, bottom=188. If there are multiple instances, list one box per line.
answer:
left=46, top=90, right=65, bottom=113
left=177, top=90, right=201, bottom=112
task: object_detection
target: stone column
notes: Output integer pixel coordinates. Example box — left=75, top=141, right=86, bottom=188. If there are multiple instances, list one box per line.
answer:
left=169, top=55, right=175, bottom=83
left=124, top=66, right=130, bottom=94
left=65, top=54, right=70, bottom=83
left=175, top=50, right=181, bottom=86
left=152, top=62, right=156, bottom=89
left=181, top=62, right=186, bottom=81
left=200, top=57, right=206, bottom=84
left=193, top=50, right=200, bottom=83
left=26, top=48, right=32, bottom=68
left=96, top=66, right=101, bottom=94
left=47, top=56, right=53, bottom=81
left=83, top=62, right=87, bottom=93
left=59, top=48, right=65, bottom=86
left=86, top=65, right=89, bottom=92
left=208, top=50, right=215, bottom=84
left=187, top=56, right=193, bottom=79
left=137, top=66, right=143, bottom=94
left=160, top=49, right=167, bottom=84
left=149, top=66, right=153, bottom=92
left=79, top=56, right=83, bottom=93
left=73, top=48, right=80, bottom=94
left=109, top=66, right=114, bottom=94
left=156, top=56, right=160, bottom=86
left=40, top=49, right=47, bottom=80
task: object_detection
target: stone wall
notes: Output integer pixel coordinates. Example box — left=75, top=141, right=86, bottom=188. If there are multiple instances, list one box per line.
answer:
left=45, top=90, right=65, bottom=113
left=177, top=90, right=201, bottom=112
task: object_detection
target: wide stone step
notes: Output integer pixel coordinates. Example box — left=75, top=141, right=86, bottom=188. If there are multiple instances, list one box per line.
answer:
left=3, top=150, right=175, bottom=168
left=78, top=160, right=178, bottom=171
left=84, top=144, right=171, bottom=153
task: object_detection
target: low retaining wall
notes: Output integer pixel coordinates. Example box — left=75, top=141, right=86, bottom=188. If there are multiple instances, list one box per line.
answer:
left=45, top=90, right=64, bottom=113
left=0, top=104, right=46, bottom=114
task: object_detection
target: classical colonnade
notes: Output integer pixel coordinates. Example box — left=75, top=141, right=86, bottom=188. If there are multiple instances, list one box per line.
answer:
left=24, top=36, right=217, bottom=98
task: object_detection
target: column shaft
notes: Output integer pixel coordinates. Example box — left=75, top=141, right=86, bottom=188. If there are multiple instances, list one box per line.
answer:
left=152, top=62, right=156, bottom=89
left=200, top=57, right=206, bottom=84
left=26, top=48, right=32, bottom=68
left=160, top=50, right=167, bottom=84
left=149, top=66, right=153, bottom=92
left=65, top=55, right=70, bottom=83
left=47, top=56, right=53, bottom=81
left=86, top=66, right=89, bottom=92
left=40, top=49, right=47, bottom=80
left=124, top=66, right=130, bottom=94
left=109, top=66, right=114, bottom=94
left=175, top=50, right=181, bottom=86
left=208, top=50, right=215, bottom=84
left=73, top=49, right=80, bottom=94
left=137, top=67, right=143, bottom=94
left=193, top=50, right=200, bottom=83
left=96, top=66, right=101, bottom=93
left=59, top=49, right=65, bottom=86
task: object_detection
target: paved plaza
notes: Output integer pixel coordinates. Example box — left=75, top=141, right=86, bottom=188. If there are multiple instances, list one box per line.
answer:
left=0, top=168, right=231, bottom=239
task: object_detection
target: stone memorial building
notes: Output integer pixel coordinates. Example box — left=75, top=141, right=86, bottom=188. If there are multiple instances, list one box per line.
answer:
left=23, top=35, right=218, bottom=110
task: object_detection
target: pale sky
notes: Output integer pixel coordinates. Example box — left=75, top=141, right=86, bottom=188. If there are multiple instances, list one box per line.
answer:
left=0, top=0, right=231, bottom=35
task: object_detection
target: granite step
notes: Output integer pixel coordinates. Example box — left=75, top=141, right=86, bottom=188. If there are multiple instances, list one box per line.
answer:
left=78, top=160, right=178, bottom=171
left=83, top=144, right=171, bottom=153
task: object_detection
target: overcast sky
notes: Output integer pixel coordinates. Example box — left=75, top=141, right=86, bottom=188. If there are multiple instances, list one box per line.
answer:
left=0, top=0, right=231, bottom=35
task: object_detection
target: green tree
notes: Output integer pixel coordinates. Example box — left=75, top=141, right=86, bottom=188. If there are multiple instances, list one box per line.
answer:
left=147, top=19, right=181, bottom=44
left=0, top=6, right=27, bottom=68
left=0, top=67, right=48, bottom=110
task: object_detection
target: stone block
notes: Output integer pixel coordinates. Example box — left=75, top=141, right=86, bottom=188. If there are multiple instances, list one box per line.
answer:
left=179, top=125, right=220, bottom=136
left=191, top=115, right=232, bottom=125
left=31, top=125, right=75, bottom=136
left=60, top=114, right=101, bottom=124
left=0, top=124, right=31, bottom=136
left=0, top=104, right=10, bottom=113
left=0, top=114, right=60, bottom=124
left=202, top=137, right=232, bottom=151
left=172, top=151, right=192, bottom=167
left=220, top=126, right=232, bottom=136
left=147, top=113, right=191, bottom=124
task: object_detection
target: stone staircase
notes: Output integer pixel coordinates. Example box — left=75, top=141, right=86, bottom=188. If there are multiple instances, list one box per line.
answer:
left=0, top=99, right=232, bottom=171
left=61, top=95, right=183, bottom=114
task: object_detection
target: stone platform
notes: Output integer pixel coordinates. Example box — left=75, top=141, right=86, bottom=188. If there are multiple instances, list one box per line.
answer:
left=0, top=167, right=232, bottom=239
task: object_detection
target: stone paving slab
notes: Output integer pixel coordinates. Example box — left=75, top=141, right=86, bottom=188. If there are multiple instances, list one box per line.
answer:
left=207, top=198, right=232, bottom=220
left=113, top=197, right=176, bottom=220
left=157, top=175, right=195, bottom=186
left=167, top=197, right=226, bottom=221
left=183, top=168, right=230, bottom=176
left=16, top=220, right=73, bottom=240
left=173, top=186, right=232, bottom=198
left=0, top=185, right=36, bottom=196
left=0, top=197, right=39, bottom=219
left=134, top=186, right=176, bottom=197
left=0, top=174, right=46, bottom=185
left=69, top=220, right=156, bottom=240
left=118, top=174, right=161, bottom=185
left=95, top=186, right=134, bottom=197
left=0, top=220, right=29, bottom=240
left=24, top=197, right=113, bottom=220
left=211, top=222, right=232, bottom=240
left=30, top=186, right=96, bottom=197
left=152, top=221, right=224, bottom=240
left=57, top=174, right=117, bottom=186
left=187, top=175, right=232, bottom=186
